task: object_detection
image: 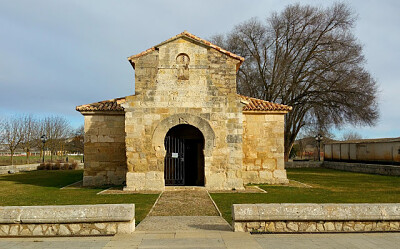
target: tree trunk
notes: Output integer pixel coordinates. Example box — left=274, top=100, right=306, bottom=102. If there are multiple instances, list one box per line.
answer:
left=26, top=149, right=30, bottom=164
left=10, top=151, right=14, bottom=166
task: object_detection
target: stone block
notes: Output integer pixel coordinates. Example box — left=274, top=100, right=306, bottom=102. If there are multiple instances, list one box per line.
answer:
left=206, top=173, right=225, bottom=189
left=241, top=171, right=259, bottom=184
left=273, top=170, right=288, bottom=183
left=18, top=204, right=135, bottom=224
left=117, top=221, right=135, bottom=234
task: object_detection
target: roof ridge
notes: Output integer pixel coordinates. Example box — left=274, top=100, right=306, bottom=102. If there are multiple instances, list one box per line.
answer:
left=127, top=31, right=244, bottom=62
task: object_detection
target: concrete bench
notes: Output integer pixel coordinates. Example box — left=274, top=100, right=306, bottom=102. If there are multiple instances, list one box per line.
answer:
left=232, top=203, right=400, bottom=232
left=0, top=204, right=135, bottom=236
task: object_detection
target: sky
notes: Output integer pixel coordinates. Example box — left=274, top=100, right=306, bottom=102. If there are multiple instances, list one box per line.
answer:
left=0, top=0, right=399, bottom=139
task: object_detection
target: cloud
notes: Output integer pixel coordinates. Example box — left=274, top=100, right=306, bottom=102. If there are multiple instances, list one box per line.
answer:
left=0, top=0, right=399, bottom=138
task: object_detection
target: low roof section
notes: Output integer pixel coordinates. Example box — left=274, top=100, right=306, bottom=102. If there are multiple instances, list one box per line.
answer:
left=76, top=95, right=292, bottom=114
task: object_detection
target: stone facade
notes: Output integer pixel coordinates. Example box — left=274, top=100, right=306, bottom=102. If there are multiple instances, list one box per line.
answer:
left=242, top=113, right=288, bottom=184
left=82, top=113, right=127, bottom=186
left=76, top=31, right=291, bottom=190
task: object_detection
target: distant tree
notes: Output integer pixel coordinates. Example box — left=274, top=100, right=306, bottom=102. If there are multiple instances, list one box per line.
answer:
left=34, top=119, right=47, bottom=160
left=0, top=117, right=4, bottom=144
left=43, top=116, right=72, bottom=161
left=211, top=3, right=378, bottom=161
left=2, top=116, right=24, bottom=165
left=66, top=125, right=84, bottom=154
left=341, top=131, right=362, bottom=141
left=20, top=115, right=39, bottom=164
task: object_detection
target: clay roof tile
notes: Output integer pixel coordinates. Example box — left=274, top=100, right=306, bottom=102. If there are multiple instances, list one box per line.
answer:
left=76, top=95, right=292, bottom=113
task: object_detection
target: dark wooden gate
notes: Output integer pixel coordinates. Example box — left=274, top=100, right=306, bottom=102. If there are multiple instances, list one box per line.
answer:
left=164, top=136, right=185, bottom=185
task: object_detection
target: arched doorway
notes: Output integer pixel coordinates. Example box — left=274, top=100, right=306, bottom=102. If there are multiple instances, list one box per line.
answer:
left=164, top=124, right=205, bottom=186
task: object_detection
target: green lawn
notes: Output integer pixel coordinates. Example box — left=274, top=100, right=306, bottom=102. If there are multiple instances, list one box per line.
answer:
left=210, top=168, right=400, bottom=223
left=0, top=155, right=83, bottom=166
left=0, top=170, right=158, bottom=223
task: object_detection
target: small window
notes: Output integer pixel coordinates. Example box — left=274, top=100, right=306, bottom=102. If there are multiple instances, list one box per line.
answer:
left=176, top=53, right=190, bottom=80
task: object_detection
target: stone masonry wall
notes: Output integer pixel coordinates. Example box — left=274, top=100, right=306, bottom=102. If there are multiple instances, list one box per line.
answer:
left=0, top=221, right=133, bottom=236
left=0, top=204, right=135, bottom=236
left=235, top=220, right=400, bottom=233
left=124, top=37, right=244, bottom=191
left=83, top=114, right=127, bottom=186
left=323, top=161, right=400, bottom=176
left=242, top=113, right=288, bottom=184
left=233, top=203, right=400, bottom=233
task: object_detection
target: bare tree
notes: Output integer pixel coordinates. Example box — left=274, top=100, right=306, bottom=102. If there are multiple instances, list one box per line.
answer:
left=0, top=117, right=4, bottom=144
left=341, top=131, right=362, bottom=141
left=43, top=116, right=72, bottom=161
left=211, top=3, right=378, bottom=160
left=34, top=119, right=47, bottom=160
left=21, top=115, right=39, bottom=164
left=2, top=116, right=24, bottom=165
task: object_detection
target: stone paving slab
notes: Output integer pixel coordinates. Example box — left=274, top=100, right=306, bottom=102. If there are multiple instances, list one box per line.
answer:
left=253, top=233, right=400, bottom=249
left=136, top=216, right=232, bottom=231
left=2, top=232, right=400, bottom=248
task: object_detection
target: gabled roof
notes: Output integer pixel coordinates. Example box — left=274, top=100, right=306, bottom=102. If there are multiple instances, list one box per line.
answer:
left=127, top=31, right=245, bottom=69
left=76, top=95, right=291, bottom=113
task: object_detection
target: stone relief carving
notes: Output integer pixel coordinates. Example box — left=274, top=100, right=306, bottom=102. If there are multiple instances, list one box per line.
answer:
left=176, top=53, right=190, bottom=80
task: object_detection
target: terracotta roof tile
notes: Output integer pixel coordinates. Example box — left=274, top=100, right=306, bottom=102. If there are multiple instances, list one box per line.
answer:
left=76, top=95, right=291, bottom=113
left=239, top=95, right=292, bottom=112
left=76, top=97, right=126, bottom=112
left=128, top=31, right=245, bottom=63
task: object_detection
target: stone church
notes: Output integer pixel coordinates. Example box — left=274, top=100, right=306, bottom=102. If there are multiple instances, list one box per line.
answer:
left=76, top=31, right=291, bottom=191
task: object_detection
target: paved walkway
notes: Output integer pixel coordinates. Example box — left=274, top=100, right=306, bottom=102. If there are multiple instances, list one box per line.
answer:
left=137, top=216, right=231, bottom=231
left=149, top=187, right=219, bottom=216
left=2, top=232, right=400, bottom=248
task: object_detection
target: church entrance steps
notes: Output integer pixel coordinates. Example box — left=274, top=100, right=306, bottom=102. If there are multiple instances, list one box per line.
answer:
left=164, top=186, right=206, bottom=191
left=148, top=189, right=219, bottom=216
left=136, top=216, right=231, bottom=232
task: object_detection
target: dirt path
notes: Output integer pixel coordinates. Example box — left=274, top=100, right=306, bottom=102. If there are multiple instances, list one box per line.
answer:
left=149, top=189, right=219, bottom=216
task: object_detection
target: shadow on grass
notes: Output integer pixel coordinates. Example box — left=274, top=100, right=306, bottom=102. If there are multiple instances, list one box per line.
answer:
left=0, top=170, right=85, bottom=188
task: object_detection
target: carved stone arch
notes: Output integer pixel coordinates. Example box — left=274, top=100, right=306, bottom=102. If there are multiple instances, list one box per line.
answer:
left=152, top=113, right=215, bottom=157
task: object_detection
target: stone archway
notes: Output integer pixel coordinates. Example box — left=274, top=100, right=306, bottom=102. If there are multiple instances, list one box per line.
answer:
left=152, top=113, right=215, bottom=186
left=152, top=113, right=215, bottom=157
left=164, top=124, right=205, bottom=186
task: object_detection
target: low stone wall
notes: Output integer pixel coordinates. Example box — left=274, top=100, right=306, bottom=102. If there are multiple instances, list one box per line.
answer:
left=0, top=164, right=40, bottom=175
left=323, top=161, right=400, bottom=176
left=232, top=203, right=400, bottom=233
left=0, top=204, right=135, bottom=236
left=0, top=163, right=84, bottom=175
left=285, top=161, right=323, bottom=168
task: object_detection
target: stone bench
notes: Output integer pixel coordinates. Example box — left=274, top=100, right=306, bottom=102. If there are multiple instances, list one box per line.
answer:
left=232, top=203, right=400, bottom=232
left=0, top=204, right=135, bottom=236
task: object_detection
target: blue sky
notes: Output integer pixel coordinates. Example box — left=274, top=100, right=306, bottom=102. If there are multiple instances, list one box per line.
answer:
left=1, top=0, right=399, bottom=139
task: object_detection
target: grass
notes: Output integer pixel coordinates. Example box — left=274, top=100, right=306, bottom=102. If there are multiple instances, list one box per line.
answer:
left=210, top=168, right=400, bottom=223
left=0, top=155, right=83, bottom=166
left=0, top=170, right=159, bottom=223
